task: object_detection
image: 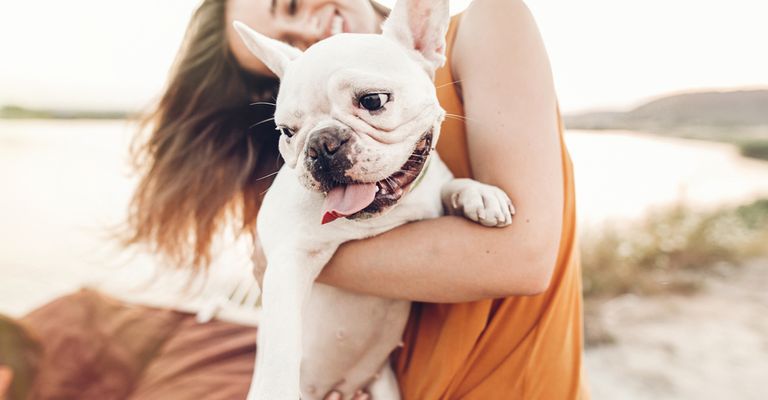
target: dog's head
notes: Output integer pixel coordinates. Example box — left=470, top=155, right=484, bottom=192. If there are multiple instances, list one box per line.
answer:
left=234, top=0, right=449, bottom=223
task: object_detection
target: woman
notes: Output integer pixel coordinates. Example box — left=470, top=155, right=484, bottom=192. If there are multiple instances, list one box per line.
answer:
left=128, top=0, right=587, bottom=398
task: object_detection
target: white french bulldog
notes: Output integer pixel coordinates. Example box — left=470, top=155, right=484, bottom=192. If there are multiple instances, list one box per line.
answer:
left=233, top=0, right=513, bottom=398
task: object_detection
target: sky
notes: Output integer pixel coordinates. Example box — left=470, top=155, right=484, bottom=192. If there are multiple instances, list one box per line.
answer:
left=1, top=0, right=766, bottom=113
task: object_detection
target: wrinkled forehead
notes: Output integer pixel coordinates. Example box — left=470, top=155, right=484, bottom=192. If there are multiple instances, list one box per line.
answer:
left=277, top=34, right=427, bottom=102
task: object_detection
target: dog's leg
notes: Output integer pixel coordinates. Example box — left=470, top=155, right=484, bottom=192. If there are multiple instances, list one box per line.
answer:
left=366, top=363, right=401, bottom=400
left=441, top=178, right=515, bottom=227
left=248, top=247, right=334, bottom=400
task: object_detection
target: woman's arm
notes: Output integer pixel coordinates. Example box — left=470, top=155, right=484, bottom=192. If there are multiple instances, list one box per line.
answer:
left=315, top=0, right=563, bottom=302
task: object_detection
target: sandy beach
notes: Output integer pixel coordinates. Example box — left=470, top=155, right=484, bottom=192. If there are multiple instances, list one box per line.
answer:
left=586, top=259, right=768, bottom=399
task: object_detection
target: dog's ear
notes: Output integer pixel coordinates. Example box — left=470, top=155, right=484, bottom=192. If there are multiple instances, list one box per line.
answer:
left=232, top=21, right=302, bottom=79
left=382, top=0, right=450, bottom=77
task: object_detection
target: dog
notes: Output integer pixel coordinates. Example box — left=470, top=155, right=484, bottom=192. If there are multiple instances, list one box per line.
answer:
left=233, top=0, right=513, bottom=398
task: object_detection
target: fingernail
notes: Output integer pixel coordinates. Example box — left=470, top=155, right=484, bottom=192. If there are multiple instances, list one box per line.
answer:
left=358, top=394, right=371, bottom=400
left=327, top=392, right=342, bottom=400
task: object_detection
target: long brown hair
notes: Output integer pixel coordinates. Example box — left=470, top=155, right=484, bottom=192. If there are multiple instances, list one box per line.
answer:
left=125, top=0, right=282, bottom=268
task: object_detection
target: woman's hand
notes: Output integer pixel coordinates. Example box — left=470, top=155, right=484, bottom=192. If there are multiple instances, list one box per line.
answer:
left=0, top=366, right=12, bottom=400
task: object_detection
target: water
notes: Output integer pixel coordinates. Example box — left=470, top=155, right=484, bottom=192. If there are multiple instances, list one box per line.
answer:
left=1, top=120, right=768, bottom=316
left=566, top=130, right=768, bottom=226
left=0, top=120, right=145, bottom=315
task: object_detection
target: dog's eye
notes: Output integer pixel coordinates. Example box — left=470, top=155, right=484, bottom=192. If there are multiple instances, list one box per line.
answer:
left=358, top=93, right=390, bottom=112
left=276, top=126, right=295, bottom=138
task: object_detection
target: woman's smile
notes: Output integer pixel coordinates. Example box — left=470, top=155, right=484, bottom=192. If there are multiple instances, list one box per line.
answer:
left=226, top=0, right=384, bottom=75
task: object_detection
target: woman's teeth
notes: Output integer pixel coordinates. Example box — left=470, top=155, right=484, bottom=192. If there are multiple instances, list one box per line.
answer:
left=330, top=15, right=344, bottom=35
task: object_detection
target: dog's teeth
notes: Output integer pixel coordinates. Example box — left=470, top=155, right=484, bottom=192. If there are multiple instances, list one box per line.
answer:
left=331, top=15, right=343, bottom=35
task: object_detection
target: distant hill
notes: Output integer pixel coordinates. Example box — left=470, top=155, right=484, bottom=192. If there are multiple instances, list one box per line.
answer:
left=0, top=105, right=129, bottom=120
left=565, top=90, right=768, bottom=133
left=564, top=89, right=768, bottom=161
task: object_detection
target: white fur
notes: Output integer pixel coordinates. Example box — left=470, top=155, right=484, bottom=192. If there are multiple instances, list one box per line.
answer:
left=233, top=1, right=513, bottom=398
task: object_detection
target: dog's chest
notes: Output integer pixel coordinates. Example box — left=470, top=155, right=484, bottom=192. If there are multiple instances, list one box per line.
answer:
left=299, top=283, right=410, bottom=397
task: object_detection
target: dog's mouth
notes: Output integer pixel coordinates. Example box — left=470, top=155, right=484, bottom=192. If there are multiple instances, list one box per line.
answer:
left=321, top=130, right=433, bottom=224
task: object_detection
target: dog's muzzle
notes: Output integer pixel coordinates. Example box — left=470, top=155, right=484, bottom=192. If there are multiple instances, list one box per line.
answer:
left=305, top=126, right=354, bottom=191
left=304, top=126, right=434, bottom=224
left=326, top=128, right=435, bottom=223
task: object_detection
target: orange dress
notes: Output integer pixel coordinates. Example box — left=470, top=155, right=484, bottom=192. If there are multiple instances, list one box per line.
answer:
left=394, top=16, right=588, bottom=400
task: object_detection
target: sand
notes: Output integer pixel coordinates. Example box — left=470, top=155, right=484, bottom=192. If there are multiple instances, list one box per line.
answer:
left=585, top=260, right=768, bottom=399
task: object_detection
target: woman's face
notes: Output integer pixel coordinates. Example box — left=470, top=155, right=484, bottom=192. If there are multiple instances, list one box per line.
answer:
left=227, top=0, right=385, bottom=76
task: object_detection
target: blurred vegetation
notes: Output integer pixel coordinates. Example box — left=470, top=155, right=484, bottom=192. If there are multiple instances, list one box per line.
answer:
left=565, top=89, right=768, bottom=161
left=580, top=199, right=768, bottom=299
left=740, top=140, right=768, bottom=160
left=0, top=105, right=128, bottom=120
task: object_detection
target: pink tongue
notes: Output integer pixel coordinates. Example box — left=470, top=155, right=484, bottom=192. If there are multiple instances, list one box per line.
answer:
left=321, top=183, right=378, bottom=224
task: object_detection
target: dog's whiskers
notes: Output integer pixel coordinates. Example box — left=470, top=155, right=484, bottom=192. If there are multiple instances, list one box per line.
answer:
left=435, top=80, right=461, bottom=90
left=250, top=101, right=277, bottom=107
left=444, top=115, right=465, bottom=124
left=445, top=113, right=472, bottom=121
left=256, top=170, right=280, bottom=181
left=445, top=113, right=492, bottom=131
left=249, top=117, right=275, bottom=129
left=384, top=176, right=398, bottom=189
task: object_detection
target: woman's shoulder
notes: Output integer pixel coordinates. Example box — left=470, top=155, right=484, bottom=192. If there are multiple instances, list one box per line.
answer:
left=451, top=0, right=543, bottom=77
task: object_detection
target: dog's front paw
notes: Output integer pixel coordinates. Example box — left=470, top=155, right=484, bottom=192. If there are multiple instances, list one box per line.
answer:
left=443, top=179, right=514, bottom=227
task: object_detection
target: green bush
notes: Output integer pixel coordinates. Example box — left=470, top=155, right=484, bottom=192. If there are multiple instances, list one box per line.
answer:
left=581, top=199, right=768, bottom=298
left=740, top=141, right=768, bottom=161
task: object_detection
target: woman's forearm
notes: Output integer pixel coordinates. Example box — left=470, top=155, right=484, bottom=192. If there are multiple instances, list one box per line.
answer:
left=316, top=212, right=560, bottom=303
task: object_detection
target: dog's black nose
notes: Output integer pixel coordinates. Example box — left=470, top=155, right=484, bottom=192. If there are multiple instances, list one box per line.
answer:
left=306, top=127, right=351, bottom=161
left=305, top=126, right=355, bottom=190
